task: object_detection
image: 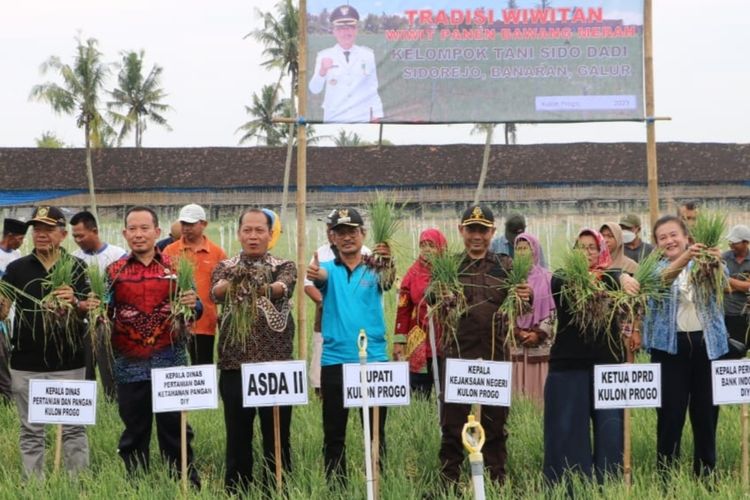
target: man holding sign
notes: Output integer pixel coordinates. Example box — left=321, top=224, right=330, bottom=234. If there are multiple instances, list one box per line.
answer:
left=211, top=208, right=297, bottom=494
left=307, top=207, right=395, bottom=483
left=107, top=206, right=202, bottom=488
left=439, top=204, right=530, bottom=486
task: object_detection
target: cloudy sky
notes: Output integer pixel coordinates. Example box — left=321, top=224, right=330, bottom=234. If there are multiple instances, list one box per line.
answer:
left=2, top=0, right=748, bottom=148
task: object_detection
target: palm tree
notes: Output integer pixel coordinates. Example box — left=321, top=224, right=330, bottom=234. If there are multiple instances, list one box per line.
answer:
left=504, top=123, right=517, bottom=145
left=237, top=85, right=286, bottom=146
left=333, top=129, right=367, bottom=147
left=248, top=0, right=298, bottom=220
left=30, top=35, right=110, bottom=218
left=108, top=50, right=172, bottom=147
left=35, top=131, right=67, bottom=148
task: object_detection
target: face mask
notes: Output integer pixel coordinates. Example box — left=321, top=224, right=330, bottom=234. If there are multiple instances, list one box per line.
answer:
left=621, top=230, right=636, bottom=244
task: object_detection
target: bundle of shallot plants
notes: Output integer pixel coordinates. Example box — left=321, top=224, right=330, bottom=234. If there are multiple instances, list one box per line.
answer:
left=425, top=248, right=467, bottom=355
left=40, top=251, right=79, bottom=355
left=365, top=192, right=403, bottom=288
left=607, top=249, right=668, bottom=349
left=689, top=211, right=728, bottom=307
left=170, top=257, right=196, bottom=340
left=220, top=261, right=271, bottom=350
left=498, top=250, right=533, bottom=346
left=85, top=264, right=113, bottom=361
left=557, top=248, right=611, bottom=336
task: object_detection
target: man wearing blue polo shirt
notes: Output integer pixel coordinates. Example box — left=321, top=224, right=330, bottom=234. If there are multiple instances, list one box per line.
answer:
left=306, top=207, right=394, bottom=482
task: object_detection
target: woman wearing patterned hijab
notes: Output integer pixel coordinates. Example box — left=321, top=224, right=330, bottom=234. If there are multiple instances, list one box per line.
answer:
left=543, top=229, right=640, bottom=486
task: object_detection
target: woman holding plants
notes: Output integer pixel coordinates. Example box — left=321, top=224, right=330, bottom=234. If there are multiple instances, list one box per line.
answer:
left=393, top=228, right=447, bottom=397
left=510, top=233, right=555, bottom=404
left=642, top=214, right=729, bottom=477
left=543, top=228, right=640, bottom=485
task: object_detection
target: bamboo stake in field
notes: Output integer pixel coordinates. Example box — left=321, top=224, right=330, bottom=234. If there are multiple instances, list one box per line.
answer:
left=180, top=410, right=188, bottom=495
left=427, top=317, right=441, bottom=419
left=53, top=423, right=63, bottom=473
left=623, top=346, right=635, bottom=489
left=296, top=0, right=309, bottom=361
left=273, top=405, right=282, bottom=492
left=644, top=0, right=659, bottom=226
left=743, top=403, right=749, bottom=490
left=358, top=330, right=375, bottom=500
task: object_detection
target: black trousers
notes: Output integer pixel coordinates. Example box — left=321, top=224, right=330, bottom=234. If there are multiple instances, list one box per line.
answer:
left=220, top=370, right=292, bottom=493
left=651, top=331, right=719, bottom=477
left=726, top=314, right=750, bottom=345
left=188, top=334, right=215, bottom=366
left=83, top=329, right=117, bottom=401
left=320, top=364, right=387, bottom=481
left=117, top=380, right=200, bottom=487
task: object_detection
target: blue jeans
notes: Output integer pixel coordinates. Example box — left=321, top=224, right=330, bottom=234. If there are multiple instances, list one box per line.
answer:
left=543, top=369, right=623, bottom=484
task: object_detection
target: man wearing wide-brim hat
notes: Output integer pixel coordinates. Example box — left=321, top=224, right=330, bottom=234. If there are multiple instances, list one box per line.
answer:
left=308, top=4, right=384, bottom=123
left=0, top=206, right=94, bottom=478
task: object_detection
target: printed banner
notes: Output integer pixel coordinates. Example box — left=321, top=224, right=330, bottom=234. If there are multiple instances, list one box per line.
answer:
left=444, top=358, right=512, bottom=406
left=343, top=361, right=410, bottom=407
left=242, top=360, right=309, bottom=407
left=712, top=360, right=750, bottom=405
left=28, top=379, right=97, bottom=425
left=593, top=363, right=660, bottom=409
left=151, top=365, right=219, bottom=413
left=306, top=0, right=645, bottom=123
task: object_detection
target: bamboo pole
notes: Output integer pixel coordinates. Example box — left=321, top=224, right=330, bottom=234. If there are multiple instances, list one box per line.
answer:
left=623, top=348, right=635, bottom=489
left=273, top=406, right=283, bottom=492
left=743, top=403, right=749, bottom=490
left=644, top=0, right=659, bottom=226
left=373, top=406, right=380, bottom=500
left=53, top=424, right=63, bottom=473
left=180, top=411, right=188, bottom=495
left=296, top=0, right=309, bottom=361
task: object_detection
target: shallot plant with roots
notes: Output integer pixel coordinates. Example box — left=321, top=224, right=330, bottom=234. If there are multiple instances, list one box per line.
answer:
left=425, top=249, right=467, bottom=356
left=557, top=248, right=612, bottom=337
left=170, top=257, right=196, bottom=341
left=498, top=250, right=533, bottom=347
left=365, top=191, right=403, bottom=288
left=220, top=261, right=271, bottom=350
left=39, top=252, right=80, bottom=359
left=85, top=264, right=113, bottom=362
left=689, top=212, right=728, bottom=307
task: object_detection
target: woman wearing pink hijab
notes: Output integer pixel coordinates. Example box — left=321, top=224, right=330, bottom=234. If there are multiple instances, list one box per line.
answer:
left=510, top=233, right=555, bottom=404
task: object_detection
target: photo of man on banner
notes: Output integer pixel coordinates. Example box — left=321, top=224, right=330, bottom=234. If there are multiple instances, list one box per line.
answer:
left=308, top=4, right=384, bottom=123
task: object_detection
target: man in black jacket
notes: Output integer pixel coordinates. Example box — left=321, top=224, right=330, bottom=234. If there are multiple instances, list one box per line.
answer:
left=0, top=206, right=91, bottom=478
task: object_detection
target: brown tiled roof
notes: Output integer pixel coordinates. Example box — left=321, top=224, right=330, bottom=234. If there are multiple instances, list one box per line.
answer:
left=0, top=143, right=747, bottom=191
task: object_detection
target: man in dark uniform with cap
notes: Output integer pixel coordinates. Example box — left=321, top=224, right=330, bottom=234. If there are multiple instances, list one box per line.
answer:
left=439, top=204, right=531, bottom=487
left=0, top=217, right=27, bottom=403
left=309, top=4, right=384, bottom=123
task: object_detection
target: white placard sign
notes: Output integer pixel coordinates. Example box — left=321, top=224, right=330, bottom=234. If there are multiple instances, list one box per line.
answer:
left=151, top=364, right=218, bottom=413
left=28, top=379, right=97, bottom=425
left=343, top=362, right=410, bottom=408
left=242, top=360, right=308, bottom=407
left=444, top=358, right=512, bottom=407
left=594, top=363, right=661, bottom=409
left=712, top=359, right=750, bottom=405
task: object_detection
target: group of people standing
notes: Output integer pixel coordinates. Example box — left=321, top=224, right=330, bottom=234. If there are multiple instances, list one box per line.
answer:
left=394, top=205, right=749, bottom=488
left=0, top=200, right=748, bottom=493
